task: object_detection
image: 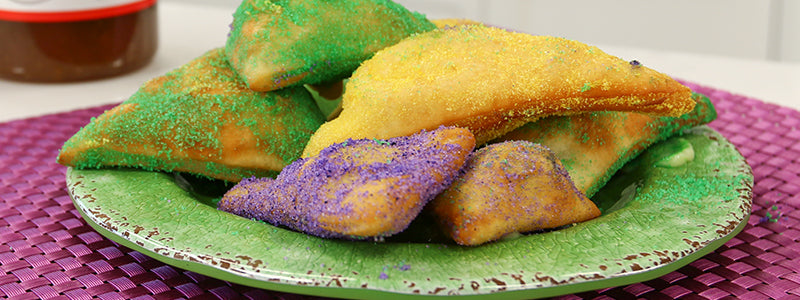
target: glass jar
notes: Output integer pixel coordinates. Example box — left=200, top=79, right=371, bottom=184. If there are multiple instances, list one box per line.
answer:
left=0, top=0, right=158, bottom=82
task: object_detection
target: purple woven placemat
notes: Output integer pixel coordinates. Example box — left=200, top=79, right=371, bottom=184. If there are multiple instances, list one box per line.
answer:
left=1, top=81, right=799, bottom=299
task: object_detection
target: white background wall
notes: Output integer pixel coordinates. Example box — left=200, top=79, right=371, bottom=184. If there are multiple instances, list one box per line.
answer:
left=166, top=0, right=800, bottom=62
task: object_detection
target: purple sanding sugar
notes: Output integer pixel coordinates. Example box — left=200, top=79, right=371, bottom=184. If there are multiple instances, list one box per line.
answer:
left=218, top=126, right=473, bottom=240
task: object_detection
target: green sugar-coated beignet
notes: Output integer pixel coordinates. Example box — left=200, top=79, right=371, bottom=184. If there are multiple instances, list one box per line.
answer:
left=57, top=48, right=326, bottom=182
left=494, top=93, right=716, bottom=197
left=225, top=0, right=436, bottom=92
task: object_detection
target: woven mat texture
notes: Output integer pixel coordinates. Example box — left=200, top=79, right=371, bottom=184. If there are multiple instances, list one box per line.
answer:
left=1, top=81, right=799, bottom=300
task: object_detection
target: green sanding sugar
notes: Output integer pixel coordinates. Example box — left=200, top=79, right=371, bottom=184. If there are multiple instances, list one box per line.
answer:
left=580, top=82, right=592, bottom=92
left=641, top=174, right=726, bottom=206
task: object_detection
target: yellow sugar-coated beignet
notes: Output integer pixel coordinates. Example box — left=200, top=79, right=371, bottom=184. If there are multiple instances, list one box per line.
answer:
left=429, top=141, right=600, bottom=246
left=302, top=25, right=695, bottom=157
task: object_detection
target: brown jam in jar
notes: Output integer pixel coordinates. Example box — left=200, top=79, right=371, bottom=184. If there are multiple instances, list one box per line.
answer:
left=0, top=1, right=158, bottom=82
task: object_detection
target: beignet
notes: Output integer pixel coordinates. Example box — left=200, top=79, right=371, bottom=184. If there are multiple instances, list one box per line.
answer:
left=225, top=0, right=436, bottom=91
left=495, top=93, right=717, bottom=197
left=429, top=141, right=600, bottom=246
left=57, top=48, right=325, bottom=182
left=302, top=25, right=696, bottom=157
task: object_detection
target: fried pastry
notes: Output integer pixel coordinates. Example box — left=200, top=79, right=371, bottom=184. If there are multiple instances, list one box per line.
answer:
left=429, top=141, right=600, bottom=246
left=225, top=0, right=436, bottom=92
left=494, top=93, right=716, bottom=197
left=301, top=25, right=696, bottom=157
left=57, top=48, right=326, bottom=182
left=218, top=126, right=476, bottom=240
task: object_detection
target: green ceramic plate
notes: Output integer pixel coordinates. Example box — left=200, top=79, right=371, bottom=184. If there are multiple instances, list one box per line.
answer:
left=67, top=126, right=753, bottom=299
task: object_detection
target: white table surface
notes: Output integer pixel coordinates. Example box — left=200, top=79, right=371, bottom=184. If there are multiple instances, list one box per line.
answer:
left=2, top=2, right=799, bottom=123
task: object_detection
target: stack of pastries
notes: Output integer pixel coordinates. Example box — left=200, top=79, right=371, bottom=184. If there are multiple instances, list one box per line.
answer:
left=58, top=0, right=715, bottom=246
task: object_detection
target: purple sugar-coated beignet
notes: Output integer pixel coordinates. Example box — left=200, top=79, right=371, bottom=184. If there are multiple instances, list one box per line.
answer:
left=218, top=126, right=476, bottom=240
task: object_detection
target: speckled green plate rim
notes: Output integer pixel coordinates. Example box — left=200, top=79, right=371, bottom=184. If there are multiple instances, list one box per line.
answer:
left=67, top=126, right=753, bottom=299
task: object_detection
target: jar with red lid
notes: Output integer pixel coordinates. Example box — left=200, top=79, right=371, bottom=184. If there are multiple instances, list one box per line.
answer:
left=0, top=0, right=158, bottom=82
